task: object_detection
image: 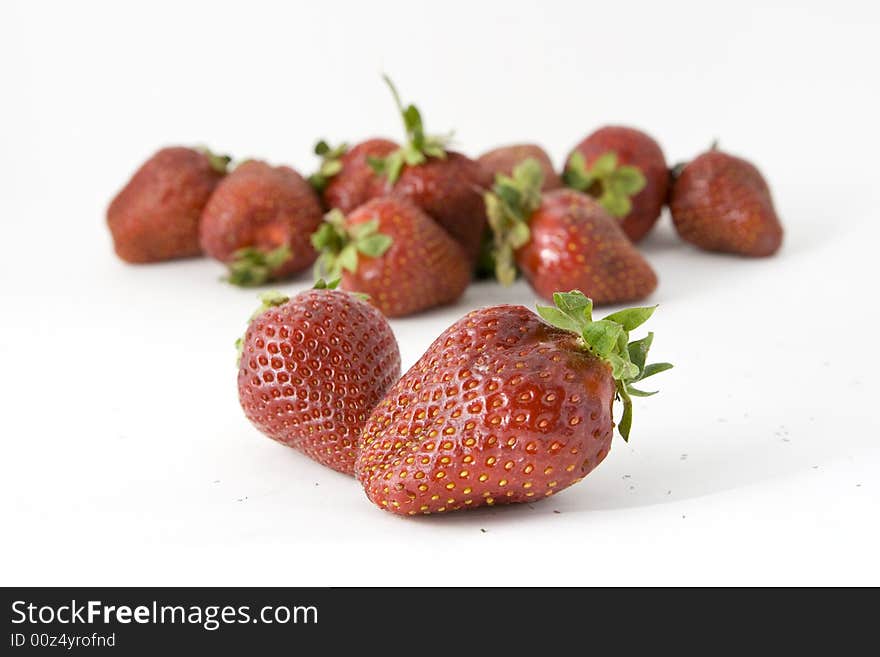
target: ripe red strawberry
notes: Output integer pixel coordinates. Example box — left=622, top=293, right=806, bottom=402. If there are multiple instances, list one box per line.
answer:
left=486, top=159, right=657, bottom=305
left=310, top=138, right=398, bottom=212
left=563, top=126, right=668, bottom=242
left=478, top=143, right=562, bottom=191
left=311, top=198, right=470, bottom=318
left=237, top=280, right=401, bottom=475
left=669, top=147, right=783, bottom=257
left=367, top=76, right=488, bottom=264
left=357, top=290, right=671, bottom=515
left=200, top=160, right=324, bottom=286
left=107, top=146, right=229, bottom=263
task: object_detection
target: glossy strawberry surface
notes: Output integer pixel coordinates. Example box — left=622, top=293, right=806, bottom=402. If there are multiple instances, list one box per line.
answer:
left=341, top=197, right=470, bottom=317
left=517, top=189, right=657, bottom=304
left=567, top=126, right=668, bottom=242
left=669, top=149, right=783, bottom=256
left=357, top=304, right=616, bottom=514
left=200, top=160, right=324, bottom=277
left=107, top=147, right=224, bottom=263
left=238, top=288, right=401, bottom=475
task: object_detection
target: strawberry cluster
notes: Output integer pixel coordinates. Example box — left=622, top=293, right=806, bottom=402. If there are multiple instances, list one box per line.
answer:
left=104, top=76, right=787, bottom=516
left=236, top=283, right=671, bottom=515
left=107, top=77, right=784, bottom=316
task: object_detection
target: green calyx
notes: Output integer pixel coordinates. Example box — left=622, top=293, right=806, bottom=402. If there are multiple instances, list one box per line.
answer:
left=368, top=74, right=451, bottom=184
left=484, top=158, right=545, bottom=286
left=235, top=290, right=290, bottom=364
left=308, top=140, right=348, bottom=192
left=536, top=290, right=672, bottom=441
left=197, top=146, right=232, bottom=174
left=310, top=209, right=393, bottom=280
left=225, top=245, right=292, bottom=287
left=563, top=151, right=646, bottom=218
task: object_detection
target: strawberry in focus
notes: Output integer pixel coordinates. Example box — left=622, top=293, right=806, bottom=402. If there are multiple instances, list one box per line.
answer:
left=200, top=160, right=324, bottom=286
left=487, top=159, right=657, bottom=305
left=563, top=126, right=668, bottom=242
left=311, top=198, right=470, bottom=318
left=237, top=281, right=401, bottom=475
left=356, top=290, right=671, bottom=514
left=107, top=146, right=229, bottom=263
left=669, top=146, right=783, bottom=257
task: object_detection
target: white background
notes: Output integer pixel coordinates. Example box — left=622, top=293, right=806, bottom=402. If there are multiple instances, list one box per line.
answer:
left=2, top=0, right=878, bottom=586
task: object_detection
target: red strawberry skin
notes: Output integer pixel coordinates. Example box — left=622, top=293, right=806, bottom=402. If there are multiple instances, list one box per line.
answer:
left=238, top=288, right=401, bottom=475
left=200, top=160, right=324, bottom=276
left=567, top=126, right=668, bottom=242
left=107, top=147, right=224, bottom=263
left=518, top=189, right=657, bottom=305
left=357, top=304, right=615, bottom=515
left=390, top=152, right=488, bottom=264
left=323, top=138, right=398, bottom=213
left=478, top=144, right=562, bottom=191
left=342, top=197, right=471, bottom=317
left=669, top=150, right=783, bottom=257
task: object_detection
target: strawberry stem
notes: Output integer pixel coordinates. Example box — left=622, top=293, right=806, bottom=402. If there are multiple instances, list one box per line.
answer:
left=369, top=75, right=451, bottom=184
left=226, top=245, right=292, bottom=287
left=310, top=209, right=393, bottom=281
left=563, top=151, right=646, bottom=218
left=308, top=140, right=348, bottom=192
left=536, top=290, right=672, bottom=441
left=483, top=158, right=545, bottom=286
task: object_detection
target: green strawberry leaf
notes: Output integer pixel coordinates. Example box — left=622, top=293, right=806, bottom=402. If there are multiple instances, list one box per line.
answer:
left=358, top=233, right=393, bottom=258
left=484, top=158, right=546, bottom=286
left=641, top=362, right=674, bottom=380
left=308, top=140, right=348, bottom=191
left=604, top=305, right=657, bottom=331
left=582, top=320, right=624, bottom=358
left=372, top=75, right=452, bottom=184
left=564, top=149, right=647, bottom=219
left=536, top=290, right=671, bottom=441
left=225, top=245, right=292, bottom=288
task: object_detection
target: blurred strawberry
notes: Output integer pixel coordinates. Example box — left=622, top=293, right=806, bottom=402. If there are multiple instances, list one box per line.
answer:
left=367, top=76, right=487, bottom=264
left=200, top=160, right=324, bottom=286
left=310, top=138, right=398, bottom=212
left=563, top=126, right=668, bottom=242
left=669, top=146, right=783, bottom=256
left=107, top=146, right=228, bottom=263
left=311, top=198, right=470, bottom=317
left=478, top=143, right=562, bottom=191
left=487, top=159, right=657, bottom=305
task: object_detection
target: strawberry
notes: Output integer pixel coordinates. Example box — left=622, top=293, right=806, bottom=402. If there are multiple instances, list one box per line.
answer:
left=486, top=159, right=658, bottom=305
left=563, top=126, right=668, bottom=242
left=367, top=76, right=488, bottom=264
left=357, top=290, right=671, bottom=514
left=669, top=147, right=783, bottom=257
left=237, top=280, right=401, bottom=475
left=478, top=143, right=562, bottom=191
left=107, top=146, right=229, bottom=263
left=310, top=138, right=398, bottom=212
left=200, top=160, right=324, bottom=286
left=310, top=198, right=470, bottom=318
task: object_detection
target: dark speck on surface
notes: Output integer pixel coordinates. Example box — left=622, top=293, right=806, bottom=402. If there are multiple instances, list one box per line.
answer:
left=480, top=528, right=487, bottom=533
left=553, top=510, right=561, bottom=514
